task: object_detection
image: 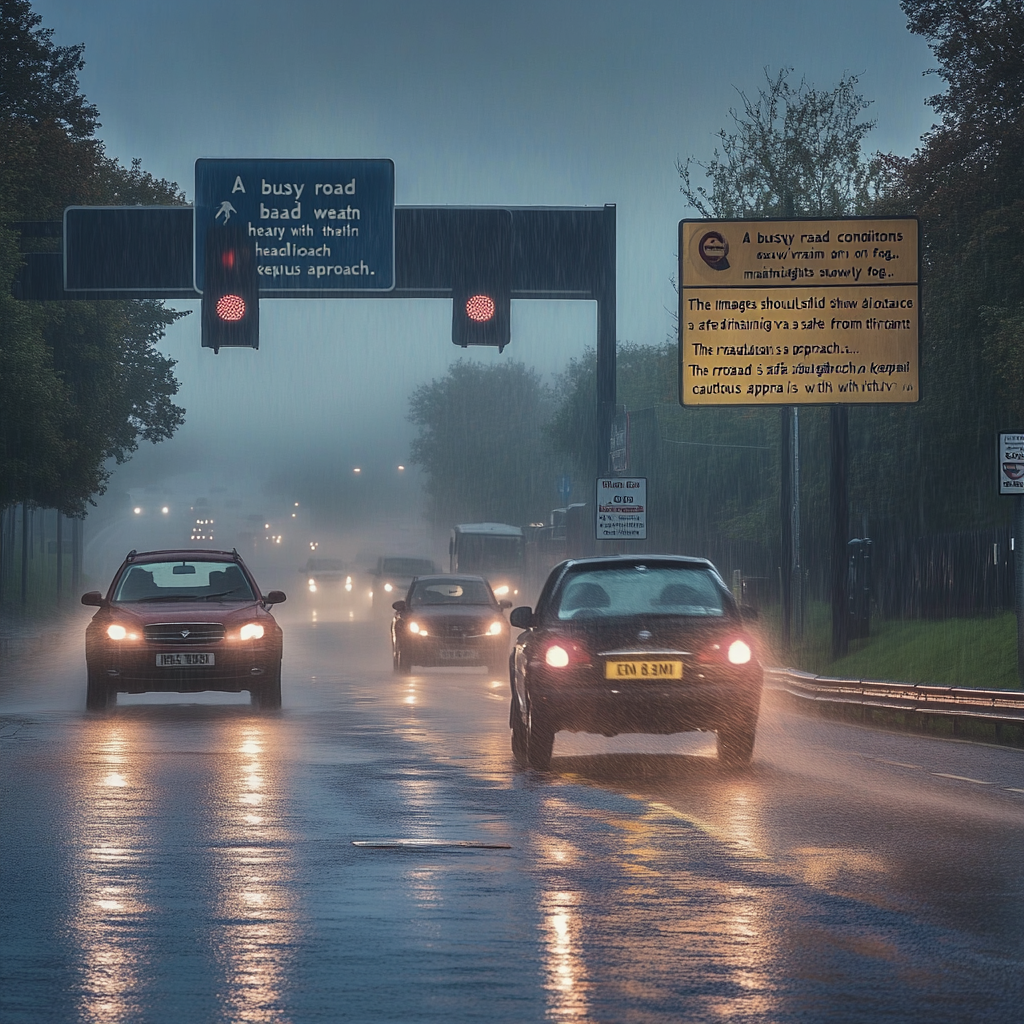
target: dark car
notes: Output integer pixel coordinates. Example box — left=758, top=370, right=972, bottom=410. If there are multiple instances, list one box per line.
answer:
left=391, top=574, right=513, bottom=674
left=82, top=548, right=287, bottom=711
left=371, top=556, right=438, bottom=612
left=508, top=555, right=763, bottom=770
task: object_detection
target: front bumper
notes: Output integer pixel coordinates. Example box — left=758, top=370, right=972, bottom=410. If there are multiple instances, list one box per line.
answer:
left=86, top=640, right=281, bottom=693
left=400, top=636, right=507, bottom=667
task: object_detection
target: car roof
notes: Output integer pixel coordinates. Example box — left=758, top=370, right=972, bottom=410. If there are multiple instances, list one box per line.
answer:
left=559, top=554, right=718, bottom=571
left=411, top=574, right=491, bottom=586
left=124, top=548, right=242, bottom=562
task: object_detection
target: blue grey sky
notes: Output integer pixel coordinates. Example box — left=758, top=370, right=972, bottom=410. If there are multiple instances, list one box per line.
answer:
left=33, top=0, right=936, bottom=505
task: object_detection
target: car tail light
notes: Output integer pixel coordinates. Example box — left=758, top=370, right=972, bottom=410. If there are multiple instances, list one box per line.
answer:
left=700, top=638, right=753, bottom=665
left=542, top=641, right=590, bottom=669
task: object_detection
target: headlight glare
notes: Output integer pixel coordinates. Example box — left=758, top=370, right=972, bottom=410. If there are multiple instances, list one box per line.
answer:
left=545, top=644, right=570, bottom=668
left=493, top=585, right=509, bottom=597
left=728, top=639, right=752, bottom=665
left=384, top=583, right=393, bottom=593
left=106, top=624, right=127, bottom=640
left=240, top=623, right=265, bottom=641
left=487, top=621, right=503, bottom=636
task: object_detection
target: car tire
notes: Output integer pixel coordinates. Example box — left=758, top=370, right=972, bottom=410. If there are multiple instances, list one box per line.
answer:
left=252, top=662, right=282, bottom=711
left=86, top=668, right=112, bottom=712
left=716, top=720, right=756, bottom=766
left=526, top=707, right=555, bottom=770
left=510, top=695, right=529, bottom=767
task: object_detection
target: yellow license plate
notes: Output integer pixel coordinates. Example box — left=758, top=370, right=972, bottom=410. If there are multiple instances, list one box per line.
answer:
left=604, top=660, right=683, bottom=680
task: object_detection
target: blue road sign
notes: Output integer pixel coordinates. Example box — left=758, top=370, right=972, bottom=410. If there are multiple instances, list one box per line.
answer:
left=557, top=474, right=572, bottom=504
left=194, top=159, right=395, bottom=293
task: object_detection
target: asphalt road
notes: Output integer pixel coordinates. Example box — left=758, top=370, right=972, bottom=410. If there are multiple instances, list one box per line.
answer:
left=2, top=604, right=1023, bottom=1023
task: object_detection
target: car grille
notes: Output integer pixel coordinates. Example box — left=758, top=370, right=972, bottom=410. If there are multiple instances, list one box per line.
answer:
left=144, top=622, right=226, bottom=644
left=434, top=620, right=484, bottom=639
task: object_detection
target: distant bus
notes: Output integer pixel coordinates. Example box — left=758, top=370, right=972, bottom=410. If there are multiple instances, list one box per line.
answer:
left=449, top=523, right=525, bottom=601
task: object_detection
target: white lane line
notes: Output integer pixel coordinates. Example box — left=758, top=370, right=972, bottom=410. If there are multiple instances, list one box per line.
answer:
left=877, top=759, right=923, bottom=770
left=931, top=773, right=993, bottom=785
left=1004, top=787, right=1024, bottom=794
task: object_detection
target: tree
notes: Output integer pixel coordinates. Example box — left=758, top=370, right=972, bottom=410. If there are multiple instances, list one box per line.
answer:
left=408, top=360, right=557, bottom=528
left=0, top=0, right=187, bottom=515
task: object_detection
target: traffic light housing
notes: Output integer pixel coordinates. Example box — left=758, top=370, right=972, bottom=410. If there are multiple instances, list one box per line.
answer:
left=202, top=224, right=259, bottom=352
left=451, top=209, right=512, bottom=352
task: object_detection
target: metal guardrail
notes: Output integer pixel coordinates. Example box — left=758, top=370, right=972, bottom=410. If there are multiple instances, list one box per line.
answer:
left=766, top=667, right=1024, bottom=731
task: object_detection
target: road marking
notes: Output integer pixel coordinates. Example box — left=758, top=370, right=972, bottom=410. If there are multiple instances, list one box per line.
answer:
left=931, top=773, right=993, bottom=785
left=1004, top=787, right=1024, bottom=794
left=352, top=839, right=511, bottom=849
left=876, top=759, right=922, bottom=770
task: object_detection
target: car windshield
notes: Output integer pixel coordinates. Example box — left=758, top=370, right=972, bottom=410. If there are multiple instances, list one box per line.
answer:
left=382, top=558, right=435, bottom=576
left=409, top=580, right=494, bottom=607
left=553, top=566, right=726, bottom=620
left=113, top=561, right=256, bottom=603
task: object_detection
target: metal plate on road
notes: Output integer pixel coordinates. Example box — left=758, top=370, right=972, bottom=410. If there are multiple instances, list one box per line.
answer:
left=195, top=158, right=395, bottom=293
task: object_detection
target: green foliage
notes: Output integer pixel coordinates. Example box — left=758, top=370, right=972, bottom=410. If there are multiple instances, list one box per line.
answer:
left=678, top=67, right=891, bottom=219
left=0, top=0, right=186, bottom=515
left=408, top=360, right=557, bottom=527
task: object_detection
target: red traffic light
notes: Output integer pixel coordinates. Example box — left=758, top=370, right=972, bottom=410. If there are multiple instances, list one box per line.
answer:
left=465, top=294, right=496, bottom=323
left=221, top=249, right=237, bottom=270
left=216, top=294, right=246, bottom=321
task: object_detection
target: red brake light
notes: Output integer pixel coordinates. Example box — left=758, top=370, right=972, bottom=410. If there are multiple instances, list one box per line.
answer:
left=465, top=294, right=496, bottom=322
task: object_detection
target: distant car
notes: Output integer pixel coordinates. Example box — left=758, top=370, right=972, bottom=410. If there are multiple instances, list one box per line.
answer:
left=391, top=574, right=513, bottom=674
left=508, top=555, right=763, bottom=770
left=302, top=557, right=360, bottom=597
left=371, top=556, right=438, bottom=611
left=82, top=548, right=287, bottom=711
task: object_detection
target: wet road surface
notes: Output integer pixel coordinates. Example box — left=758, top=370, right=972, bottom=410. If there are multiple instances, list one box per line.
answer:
left=2, top=608, right=1024, bottom=1022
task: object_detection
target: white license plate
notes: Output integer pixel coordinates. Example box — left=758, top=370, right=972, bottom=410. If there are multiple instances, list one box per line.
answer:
left=439, top=649, right=475, bottom=660
left=157, top=653, right=215, bottom=667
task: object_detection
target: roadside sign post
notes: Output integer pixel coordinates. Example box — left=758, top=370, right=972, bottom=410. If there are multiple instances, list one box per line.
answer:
left=680, top=216, right=920, bottom=659
left=999, top=432, right=1024, bottom=685
left=595, top=478, right=646, bottom=541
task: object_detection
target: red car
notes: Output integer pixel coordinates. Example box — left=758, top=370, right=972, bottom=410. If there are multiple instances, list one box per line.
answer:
left=82, top=548, right=286, bottom=711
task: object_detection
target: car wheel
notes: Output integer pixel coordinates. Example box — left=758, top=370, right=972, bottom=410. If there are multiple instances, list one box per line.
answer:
left=717, top=720, right=756, bottom=766
left=252, top=662, right=282, bottom=711
left=526, top=707, right=555, bottom=770
left=86, top=668, right=112, bottom=712
left=510, top=695, right=529, bottom=767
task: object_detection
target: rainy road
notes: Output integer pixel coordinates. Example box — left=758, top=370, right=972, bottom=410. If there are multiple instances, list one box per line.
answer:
left=3, top=607, right=1024, bottom=1023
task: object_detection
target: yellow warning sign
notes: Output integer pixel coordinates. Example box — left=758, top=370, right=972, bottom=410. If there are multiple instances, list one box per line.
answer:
left=679, top=218, right=919, bottom=406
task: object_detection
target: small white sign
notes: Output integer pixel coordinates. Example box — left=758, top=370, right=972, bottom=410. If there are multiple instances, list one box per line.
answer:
left=596, top=477, right=647, bottom=540
left=999, top=432, right=1024, bottom=494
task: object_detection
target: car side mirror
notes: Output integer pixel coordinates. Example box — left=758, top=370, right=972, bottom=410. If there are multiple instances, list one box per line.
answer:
left=392, top=600, right=407, bottom=612
left=499, top=599, right=513, bottom=610
left=265, top=591, right=287, bottom=605
left=509, top=606, right=535, bottom=629
left=81, top=591, right=105, bottom=607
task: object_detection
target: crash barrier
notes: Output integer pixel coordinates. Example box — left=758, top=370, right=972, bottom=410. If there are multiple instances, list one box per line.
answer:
left=767, top=667, right=1024, bottom=744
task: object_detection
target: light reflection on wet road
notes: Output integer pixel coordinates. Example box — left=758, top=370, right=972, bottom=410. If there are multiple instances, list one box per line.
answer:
left=2, top=610, right=1023, bottom=1022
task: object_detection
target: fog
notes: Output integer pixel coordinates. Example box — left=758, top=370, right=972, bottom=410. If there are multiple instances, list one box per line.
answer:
left=28, top=0, right=936, bottom=581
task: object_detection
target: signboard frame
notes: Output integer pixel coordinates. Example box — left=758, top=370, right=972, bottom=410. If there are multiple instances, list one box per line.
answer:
left=596, top=477, right=647, bottom=540
left=679, top=215, right=921, bottom=408
left=998, top=432, right=1024, bottom=495
left=194, top=158, right=396, bottom=295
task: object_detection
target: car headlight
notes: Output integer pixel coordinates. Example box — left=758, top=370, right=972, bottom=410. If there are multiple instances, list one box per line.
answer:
left=308, top=583, right=317, bottom=593
left=106, top=624, right=128, bottom=640
left=384, top=583, right=393, bottom=593
left=493, top=584, right=510, bottom=597
left=240, top=623, right=265, bottom=641
left=308, top=578, right=316, bottom=586
left=408, top=621, right=427, bottom=636
left=487, top=621, right=503, bottom=636
left=727, top=640, right=752, bottom=665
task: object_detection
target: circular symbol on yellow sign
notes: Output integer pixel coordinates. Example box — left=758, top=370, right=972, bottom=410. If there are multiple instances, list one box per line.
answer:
left=697, top=230, right=730, bottom=270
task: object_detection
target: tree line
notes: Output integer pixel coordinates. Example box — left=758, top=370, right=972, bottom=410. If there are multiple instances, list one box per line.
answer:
left=408, top=1, right=1024, bottom=601
left=1, top=0, right=186, bottom=518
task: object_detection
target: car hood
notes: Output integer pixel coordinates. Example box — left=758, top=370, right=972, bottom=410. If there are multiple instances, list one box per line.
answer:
left=100, top=601, right=271, bottom=626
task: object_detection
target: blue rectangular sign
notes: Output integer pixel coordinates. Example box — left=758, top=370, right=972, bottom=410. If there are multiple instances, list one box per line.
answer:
left=195, top=158, right=395, bottom=292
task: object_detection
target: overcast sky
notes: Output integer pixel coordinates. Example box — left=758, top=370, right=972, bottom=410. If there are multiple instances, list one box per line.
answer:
left=33, top=0, right=936, bottom=517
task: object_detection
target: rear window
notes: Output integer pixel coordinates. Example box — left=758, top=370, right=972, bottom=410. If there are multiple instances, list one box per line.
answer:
left=114, top=561, right=255, bottom=603
left=381, top=558, right=436, bottom=576
left=553, top=566, right=725, bottom=620
left=409, top=579, right=494, bottom=607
